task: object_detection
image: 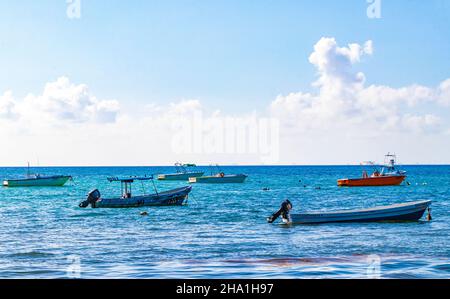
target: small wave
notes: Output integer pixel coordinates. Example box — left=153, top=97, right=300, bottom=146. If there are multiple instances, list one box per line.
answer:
left=6, top=251, right=56, bottom=258
left=69, top=212, right=108, bottom=218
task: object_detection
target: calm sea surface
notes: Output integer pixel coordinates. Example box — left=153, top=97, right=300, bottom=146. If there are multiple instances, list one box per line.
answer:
left=0, top=165, right=449, bottom=278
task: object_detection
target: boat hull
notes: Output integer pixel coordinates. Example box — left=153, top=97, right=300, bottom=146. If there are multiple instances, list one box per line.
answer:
left=189, top=174, right=247, bottom=184
left=157, top=172, right=204, bottom=181
left=3, top=176, right=71, bottom=187
left=290, top=200, right=431, bottom=224
left=337, top=175, right=406, bottom=187
left=91, top=186, right=192, bottom=208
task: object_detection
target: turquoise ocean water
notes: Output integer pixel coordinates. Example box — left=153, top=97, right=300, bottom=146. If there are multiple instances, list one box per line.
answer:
left=0, top=165, right=449, bottom=278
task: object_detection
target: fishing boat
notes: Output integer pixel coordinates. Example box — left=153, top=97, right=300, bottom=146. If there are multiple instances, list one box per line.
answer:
left=157, top=163, right=204, bottom=181
left=2, top=163, right=72, bottom=187
left=337, top=153, right=406, bottom=187
left=268, top=200, right=432, bottom=224
left=79, top=175, right=192, bottom=208
left=188, top=164, right=247, bottom=184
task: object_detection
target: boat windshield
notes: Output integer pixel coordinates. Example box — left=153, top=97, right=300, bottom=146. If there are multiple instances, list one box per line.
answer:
left=174, top=163, right=197, bottom=174
left=106, top=175, right=158, bottom=198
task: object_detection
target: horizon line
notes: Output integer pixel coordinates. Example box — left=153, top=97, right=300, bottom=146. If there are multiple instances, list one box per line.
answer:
left=1, top=164, right=450, bottom=168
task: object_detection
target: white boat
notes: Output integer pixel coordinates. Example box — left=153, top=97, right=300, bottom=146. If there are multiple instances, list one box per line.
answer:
left=188, top=164, right=247, bottom=184
left=268, top=200, right=432, bottom=224
left=157, top=163, right=204, bottom=181
left=2, top=163, right=72, bottom=187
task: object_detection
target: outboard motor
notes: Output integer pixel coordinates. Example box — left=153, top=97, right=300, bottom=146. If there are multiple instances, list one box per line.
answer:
left=267, top=199, right=292, bottom=223
left=79, top=189, right=101, bottom=208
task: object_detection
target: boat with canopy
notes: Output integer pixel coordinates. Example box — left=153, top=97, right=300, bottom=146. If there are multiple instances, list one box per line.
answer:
left=337, top=153, right=406, bottom=187
left=79, top=175, right=192, bottom=208
left=157, top=163, right=204, bottom=181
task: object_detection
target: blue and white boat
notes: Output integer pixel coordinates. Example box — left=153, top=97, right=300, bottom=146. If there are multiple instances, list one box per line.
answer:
left=157, top=163, right=204, bottom=181
left=79, top=175, right=192, bottom=208
left=269, top=200, right=432, bottom=224
left=188, top=164, right=247, bottom=184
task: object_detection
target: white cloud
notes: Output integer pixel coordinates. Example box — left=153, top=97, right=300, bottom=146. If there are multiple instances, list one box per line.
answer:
left=15, top=77, right=120, bottom=125
left=271, top=37, right=448, bottom=136
left=401, top=114, right=441, bottom=133
left=1, top=38, right=449, bottom=166
left=308, top=37, right=372, bottom=88
left=0, top=91, right=18, bottom=120
left=438, top=78, right=450, bottom=106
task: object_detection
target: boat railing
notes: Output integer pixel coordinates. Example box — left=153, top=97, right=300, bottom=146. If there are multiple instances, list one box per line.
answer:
left=107, top=175, right=154, bottom=183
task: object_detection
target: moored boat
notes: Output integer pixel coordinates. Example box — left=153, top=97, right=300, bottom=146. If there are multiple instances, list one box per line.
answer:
left=189, top=174, right=247, bottom=184
left=2, top=163, right=72, bottom=187
left=337, top=175, right=405, bottom=187
left=157, top=163, right=204, bottom=181
left=79, top=176, right=192, bottom=208
left=3, top=175, right=72, bottom=187
left=268, top=200, right=432, bottom=224
left=188, top=164, right=247, bottom=184
left=338, top=153, right=406, bottom=187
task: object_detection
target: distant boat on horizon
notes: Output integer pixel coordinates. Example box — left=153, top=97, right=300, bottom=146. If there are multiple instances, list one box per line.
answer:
left=2, top=162, right=72, bottom=187
left=189, top=164, right=247, bottom=184
left=157, top=163, right=204, bottom=181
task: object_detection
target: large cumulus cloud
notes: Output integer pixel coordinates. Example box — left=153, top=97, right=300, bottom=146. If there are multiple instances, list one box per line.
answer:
left=271, top=37, right=448, bottom=135
left=0, top=77, right=119, bottom=124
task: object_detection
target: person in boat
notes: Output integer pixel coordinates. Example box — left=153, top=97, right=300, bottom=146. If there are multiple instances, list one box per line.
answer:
left=362, top=170, right=368, bottom=178
left=372, top=170, right=380, bottom=177
left=267, top=199, right=292, bottom=223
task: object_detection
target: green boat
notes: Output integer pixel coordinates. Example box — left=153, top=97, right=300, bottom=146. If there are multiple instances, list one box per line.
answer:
left=2, top=163, right=72, bottom=187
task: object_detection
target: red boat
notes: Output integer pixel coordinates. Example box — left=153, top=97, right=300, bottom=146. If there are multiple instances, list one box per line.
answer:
left=338, top=154, right=406, bottom=187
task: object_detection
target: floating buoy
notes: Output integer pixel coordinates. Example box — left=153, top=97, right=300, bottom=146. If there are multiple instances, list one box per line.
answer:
left=140, top=211, right=149, bottom=216
left=426, top=208, right=432, bottom=221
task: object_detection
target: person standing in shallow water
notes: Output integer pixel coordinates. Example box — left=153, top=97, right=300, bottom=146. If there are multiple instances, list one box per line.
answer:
left=267, top=199, right=293, bottom=223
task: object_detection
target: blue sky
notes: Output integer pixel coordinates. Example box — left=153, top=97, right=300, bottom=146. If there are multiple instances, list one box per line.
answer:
left=1, top=0, right=449, bottom=113
left=0, top=0, right=449, bottom=165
